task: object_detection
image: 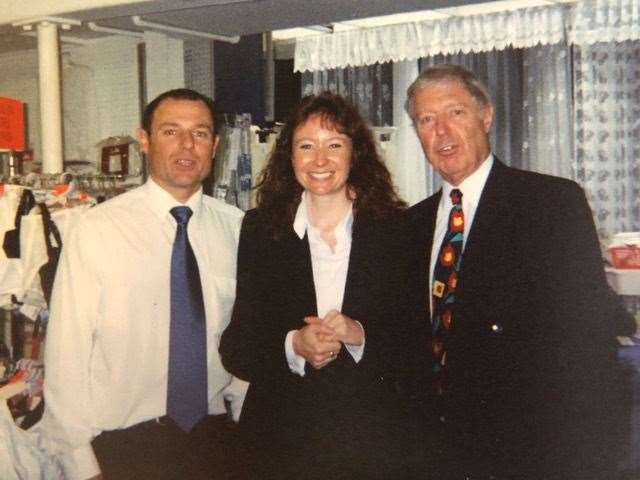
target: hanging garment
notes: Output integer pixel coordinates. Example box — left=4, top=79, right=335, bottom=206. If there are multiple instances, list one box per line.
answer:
left=19, top=204, right=91, bottom=320
left=0, top=400, right=61, bottom=479
left=0, top=187, right=30, bottom=309
left=2, top=189, right=36, bottom=259
left=0, top=367, right=61, bottom=480
left=37, top=203, right=62, bottom=306
left=0, top=185, right=24, bottom=259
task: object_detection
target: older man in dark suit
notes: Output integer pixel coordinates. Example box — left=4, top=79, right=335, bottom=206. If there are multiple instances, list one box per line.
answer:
left=405, top=64, right=619, bottom=480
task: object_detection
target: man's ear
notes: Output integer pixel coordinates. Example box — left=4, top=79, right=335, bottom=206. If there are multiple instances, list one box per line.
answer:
left=482, top=105, right=494, bottom=134
left=212, top=134, right=220, bottom=156
left=136, top=127, right=150, bottom=155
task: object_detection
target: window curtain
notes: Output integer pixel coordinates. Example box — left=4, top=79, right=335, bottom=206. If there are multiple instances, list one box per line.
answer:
left=521, top=43, right=574, bottom=179
left=573, top=40, right=640, bottom=240
left=294, top=5, right=566, bottom=72
left=295, top=4, right=570, bottom=203
left=294, top=0, right=640, bottom=232
left=301, top=46, right=574, bottom=200
left=568, top=0, right=640, bottom=45
left=419, top=48, right=524, bottom=195
left=392, top=60, right=426, bottom=206
left=300, top=63, right=393, bottom=126
left=417, top=43, right=574, bottom=196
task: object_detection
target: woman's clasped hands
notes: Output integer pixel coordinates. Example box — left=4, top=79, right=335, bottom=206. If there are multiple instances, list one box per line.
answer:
left=292, top=309, right=364, bottom=370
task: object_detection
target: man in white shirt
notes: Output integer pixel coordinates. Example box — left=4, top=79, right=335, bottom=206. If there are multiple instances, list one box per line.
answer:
left=405, top=65, right=618, bottom=480
left=42, top=89, right=247, bottom=480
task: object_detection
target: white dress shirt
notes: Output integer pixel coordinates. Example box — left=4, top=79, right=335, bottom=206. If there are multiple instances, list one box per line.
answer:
left=284, top=193, right=364, bottom=376
left=429, top=154, right=494, bottom=315
left=41, top=179, right=248, bottom=480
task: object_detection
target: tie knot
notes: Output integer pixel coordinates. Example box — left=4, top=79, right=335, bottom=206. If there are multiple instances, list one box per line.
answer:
left=450, top=189, right=463, bottom=206
left=170, top=206, right=193, bottom=226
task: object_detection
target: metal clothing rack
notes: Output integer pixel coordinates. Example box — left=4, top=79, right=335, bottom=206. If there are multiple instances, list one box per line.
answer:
left=1, top=171, right=143, bottom=201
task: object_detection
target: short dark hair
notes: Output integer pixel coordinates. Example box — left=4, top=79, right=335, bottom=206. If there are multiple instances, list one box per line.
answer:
left=405, top=64, right=492, bottom=122
left=256, top=91, right=405, bottom=238
left=142, top=88, right=218, bottom=134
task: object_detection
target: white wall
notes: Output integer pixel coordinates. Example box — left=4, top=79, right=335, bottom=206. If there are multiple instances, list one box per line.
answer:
left=62, top=36, right=141, bottom=164
left=144, top=31, right=184, bottom=103
left=0, top=32, right=215, bottom=171
left=0, top=35, right=141, bottom=169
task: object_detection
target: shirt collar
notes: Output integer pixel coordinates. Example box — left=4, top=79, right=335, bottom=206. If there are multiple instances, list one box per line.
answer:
left=143, top=177, right=203, bottom=222
left=293, top=191, right=354, bottom=240
left=441, top=154, right=493, bottom=209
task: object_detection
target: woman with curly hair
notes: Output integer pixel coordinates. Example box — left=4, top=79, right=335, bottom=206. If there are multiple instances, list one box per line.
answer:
left=220, top=92, right=423, bottom=479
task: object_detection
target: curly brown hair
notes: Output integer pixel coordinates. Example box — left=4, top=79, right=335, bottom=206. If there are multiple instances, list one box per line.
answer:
left=256, top=91, right=406, bottom=238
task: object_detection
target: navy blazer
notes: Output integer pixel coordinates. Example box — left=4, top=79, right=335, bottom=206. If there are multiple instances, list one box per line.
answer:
left=220, top=208, right=418, bottom=479
left=407, top=159, right=618, bottom=480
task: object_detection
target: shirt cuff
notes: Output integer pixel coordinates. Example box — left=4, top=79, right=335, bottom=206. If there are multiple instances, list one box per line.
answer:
left=223, top=376, right=250, bottom=423
left=344, top=320, right=365, bottom=363
left=285, top=330, right=306, bottom=377
left=59, top=443, right=101, bottom=480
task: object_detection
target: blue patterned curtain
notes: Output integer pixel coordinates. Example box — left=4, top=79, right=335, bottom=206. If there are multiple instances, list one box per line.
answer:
left=573, top=40, right=640, bottom=241
left=301, top=63, right=393, bottom=126
left=418, top=44, right=575, bottom=193
left=420, top=48, right=525, bottom=170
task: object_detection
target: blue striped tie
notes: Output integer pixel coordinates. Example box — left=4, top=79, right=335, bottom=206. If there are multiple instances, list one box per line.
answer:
left=167, top=206, right=208, bottom=432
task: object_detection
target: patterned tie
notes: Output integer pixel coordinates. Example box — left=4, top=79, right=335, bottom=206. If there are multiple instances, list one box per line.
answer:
left=167, top=206, right=208, bottom=432
left=431, top=189, right=464, bottom=376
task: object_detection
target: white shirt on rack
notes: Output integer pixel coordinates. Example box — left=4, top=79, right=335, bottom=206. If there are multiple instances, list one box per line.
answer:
left=0, top=185, right=25, bottom=308
left=41, top=179, right=248, bottom=480
left=429, top=154, right=494, bottom=316
left=285, top=192, right=365, bottom=376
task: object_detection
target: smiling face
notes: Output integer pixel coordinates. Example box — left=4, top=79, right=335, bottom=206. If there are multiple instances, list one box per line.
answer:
left=412, top=80, right=493, bottom=186
left=291, top=114, right=353, bottom=202
left=137, top=98, right=218, bottom=202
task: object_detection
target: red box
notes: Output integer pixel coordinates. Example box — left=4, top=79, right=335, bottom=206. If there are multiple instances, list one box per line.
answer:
left=0, top=96, right=25, bottom=151
left=609, top=245, right=640, bottom=269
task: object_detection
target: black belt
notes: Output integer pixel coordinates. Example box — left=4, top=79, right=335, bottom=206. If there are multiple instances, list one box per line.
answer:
left=138, top=413, right=228, bottom=430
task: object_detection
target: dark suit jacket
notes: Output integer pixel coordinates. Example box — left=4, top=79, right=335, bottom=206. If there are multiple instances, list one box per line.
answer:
left=407, top=159, right=619, bottom=480
left=220, top=208, right=419, bottom=480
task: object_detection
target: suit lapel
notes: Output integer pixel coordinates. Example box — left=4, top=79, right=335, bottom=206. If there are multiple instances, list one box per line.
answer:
left=341, top=216, right=370, bottom=318
left=413, top=193, right=440, bottom=311
left=458, top=159, right=512, bottom=291
left=283, top=229, right=318, bottom=319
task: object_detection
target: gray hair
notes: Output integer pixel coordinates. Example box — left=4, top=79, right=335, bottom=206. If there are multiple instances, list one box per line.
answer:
left=405, top=64, right=492, bottom=123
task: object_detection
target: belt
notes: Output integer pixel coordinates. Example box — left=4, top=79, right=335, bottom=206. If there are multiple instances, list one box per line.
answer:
left=153, top=415, right=178, bottom=427
left=140, top=413, right=228, bottom=430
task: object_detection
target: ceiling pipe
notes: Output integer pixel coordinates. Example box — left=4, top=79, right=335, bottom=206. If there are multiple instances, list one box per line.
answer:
left=131, top=15, right=240, bottom=43
left=12, top=16, right=82, bottom=29
left=88, top=22, right=144, bottom=38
